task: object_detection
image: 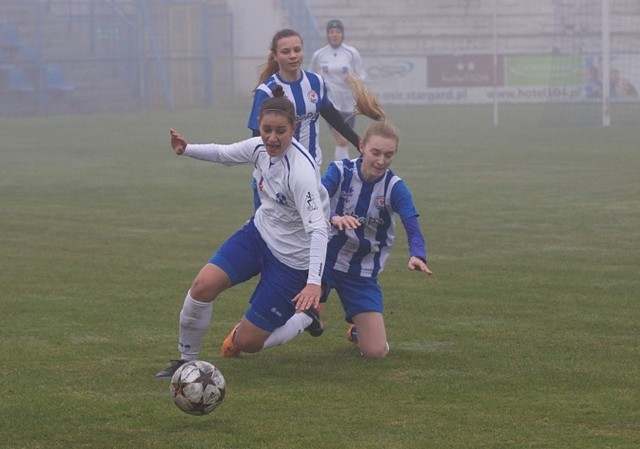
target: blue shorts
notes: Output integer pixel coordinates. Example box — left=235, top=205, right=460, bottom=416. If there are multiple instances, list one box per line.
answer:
left=210, top=218, right=308, bottom=332
left=321, top=268, right=382, bottom=323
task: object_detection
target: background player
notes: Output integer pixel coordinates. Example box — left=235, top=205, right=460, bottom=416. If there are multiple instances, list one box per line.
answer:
left=310, top=19, right=366, bottom=161
left=248, top=28, right=360, bottom=167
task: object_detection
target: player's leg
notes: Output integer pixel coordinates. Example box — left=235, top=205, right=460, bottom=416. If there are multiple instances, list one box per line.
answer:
left=189, top=263, right=232, bottom=299
left=177, top=263, right=232, bottom=358
left=351, top=311, right=389, bottom=359
left=228, top=308, right=321, bottom=354
left=331, top=127, right=350, bottom=161
left=222, top=300, right=324, bottom=357
left=230, top=318, right=271, bottom=353
left=261, top=306, right=323, bottom=349
left=331, top=112, right=356, bottom=161
left=157, top=221, right=260, bottom=377
left=259, top=270, right=336, bottom=350
left=335, top=271, right=388, bottom=358
left=260, top=276, right=331, bottom=350
left=224, top=248, right=321, bottom=355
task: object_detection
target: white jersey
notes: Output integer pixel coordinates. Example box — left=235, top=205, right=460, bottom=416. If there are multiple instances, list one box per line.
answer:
left=309, top=43, right=365, bottom=113
left=184, top=137, right=329, bottom=283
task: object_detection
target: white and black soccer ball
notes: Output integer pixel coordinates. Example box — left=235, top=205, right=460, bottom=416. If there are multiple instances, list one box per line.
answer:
left=170, top=360, right=226, bottom=415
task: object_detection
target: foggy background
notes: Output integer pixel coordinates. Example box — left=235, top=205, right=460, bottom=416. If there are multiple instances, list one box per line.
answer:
left=1, top=0, right=639, bottom=120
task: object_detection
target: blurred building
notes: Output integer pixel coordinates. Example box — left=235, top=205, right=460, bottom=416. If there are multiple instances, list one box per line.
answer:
left=1, top=0, right=639, bottom=116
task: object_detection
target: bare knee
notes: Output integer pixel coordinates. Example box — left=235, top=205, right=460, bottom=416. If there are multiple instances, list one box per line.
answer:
left=359, top=342, right=389, bottom=359
left=189, top=277, right=213, bottom=300
left=189, top=264, right=231, bottom=300
left=233, top=320, right=270, bottom=353
left=234, top=334, right=266, bottom=353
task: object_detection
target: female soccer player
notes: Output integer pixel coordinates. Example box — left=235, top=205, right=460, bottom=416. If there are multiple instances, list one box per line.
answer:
left=322, top=112, right=432, bottom=358
left=247, top=28, right=360, bottom=167
left=156, top=86, right=328, bottom=378
left=310, top=19, right=366, bottom=161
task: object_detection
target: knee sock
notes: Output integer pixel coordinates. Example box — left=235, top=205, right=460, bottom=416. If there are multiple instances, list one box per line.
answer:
left=334, top=145, right=349, bottom=161
left=178, top=291, right=213, bottom=360
left=262, top=313, right=312, bottom=350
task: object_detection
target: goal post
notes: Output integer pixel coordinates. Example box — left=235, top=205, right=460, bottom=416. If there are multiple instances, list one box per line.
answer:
left=602, top=0, right=611, bottom=127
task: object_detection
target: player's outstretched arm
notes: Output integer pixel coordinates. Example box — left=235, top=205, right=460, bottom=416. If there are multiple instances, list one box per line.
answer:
left=169, top=128, right=187, bottom=155
left=408, top=256, right=432, bottom=275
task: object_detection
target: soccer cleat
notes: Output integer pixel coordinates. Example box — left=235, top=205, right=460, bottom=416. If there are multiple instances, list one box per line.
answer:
left=221, top=322, right=242, bottom=358
left=304, top=306, right=324, bottom=337
left=345, top=324, right=358, bottom=343
left=155, top=359, right=187, bottom=378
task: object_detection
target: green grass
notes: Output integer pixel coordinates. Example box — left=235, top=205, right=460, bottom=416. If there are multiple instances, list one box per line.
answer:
left=1, top=104, right=638, bottom=448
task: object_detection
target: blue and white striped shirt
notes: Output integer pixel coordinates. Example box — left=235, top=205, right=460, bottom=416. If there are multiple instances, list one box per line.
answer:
left=248, top=71, right=331, bottom=165
left=322, top=158, right=426, bottom=278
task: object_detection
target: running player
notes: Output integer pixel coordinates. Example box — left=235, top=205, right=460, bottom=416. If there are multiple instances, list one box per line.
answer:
left=156, top=86, right=328, bottom=378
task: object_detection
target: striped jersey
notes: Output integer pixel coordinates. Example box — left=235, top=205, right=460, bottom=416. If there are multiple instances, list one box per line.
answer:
left=322, top=158, right=423, bottom=278
left=309, top=43, right=365, bottom=113
left=247, top=71, right=331, bottom=165
left=184, top=137, right=329, bottom=284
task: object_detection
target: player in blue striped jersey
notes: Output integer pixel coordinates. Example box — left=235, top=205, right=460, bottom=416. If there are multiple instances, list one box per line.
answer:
left=247, top=29, right=361, bottom=167
left=322, top=118, right=432, bottom=359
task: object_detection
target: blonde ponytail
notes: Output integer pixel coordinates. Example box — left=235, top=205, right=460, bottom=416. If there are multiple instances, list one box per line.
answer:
left=347, top=76, right=386, bottom=121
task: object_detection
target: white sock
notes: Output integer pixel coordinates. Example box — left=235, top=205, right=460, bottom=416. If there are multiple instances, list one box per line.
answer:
left=262, top=313, right=312, bottom=350
left=334, top=145, right=349, bottom=161
left=178, top=291, right=213, bottom=360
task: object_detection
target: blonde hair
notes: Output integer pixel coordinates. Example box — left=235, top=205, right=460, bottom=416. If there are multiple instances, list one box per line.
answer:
left=346, top=76, right=386, bottom=121
left=345, top=76, right=399, bottom=149
left=361, top=120, right=400, bottom=149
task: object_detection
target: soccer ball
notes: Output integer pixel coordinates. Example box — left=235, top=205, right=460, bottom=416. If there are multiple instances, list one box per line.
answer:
left=170, top=360, right=226, bottom=415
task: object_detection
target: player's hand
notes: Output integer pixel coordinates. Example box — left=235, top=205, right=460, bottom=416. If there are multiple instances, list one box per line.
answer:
left=170, top=128, right=187, bottom=155
left=330, top=215, right=361, bottom=231
left=292, top=283, right=321, bottom=312
left=408, top=256, right=432, bottom=275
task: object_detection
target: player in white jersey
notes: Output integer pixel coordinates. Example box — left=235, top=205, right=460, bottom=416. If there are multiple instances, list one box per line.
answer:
left=156, top=88, right=329, bottom=378
left=322, top=118, right=433, bottom=359
left=247, top=29, right=361, bottom=167
left=310, top=19, right=366, bottom=161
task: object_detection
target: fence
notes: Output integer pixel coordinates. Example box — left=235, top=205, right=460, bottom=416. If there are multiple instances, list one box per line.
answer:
left=0, top=0, right=234, bottom=116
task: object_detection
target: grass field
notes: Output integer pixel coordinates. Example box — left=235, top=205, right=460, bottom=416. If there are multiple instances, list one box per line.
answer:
left=1, top=104, right=638, bottom=449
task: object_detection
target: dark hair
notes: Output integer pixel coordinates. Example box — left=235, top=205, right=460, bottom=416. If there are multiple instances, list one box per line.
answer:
left=256, top=29, right=303, bottom=86
left=326, top=19, right=344, bottom=33
left=258, top=84, right=295, bottom=126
